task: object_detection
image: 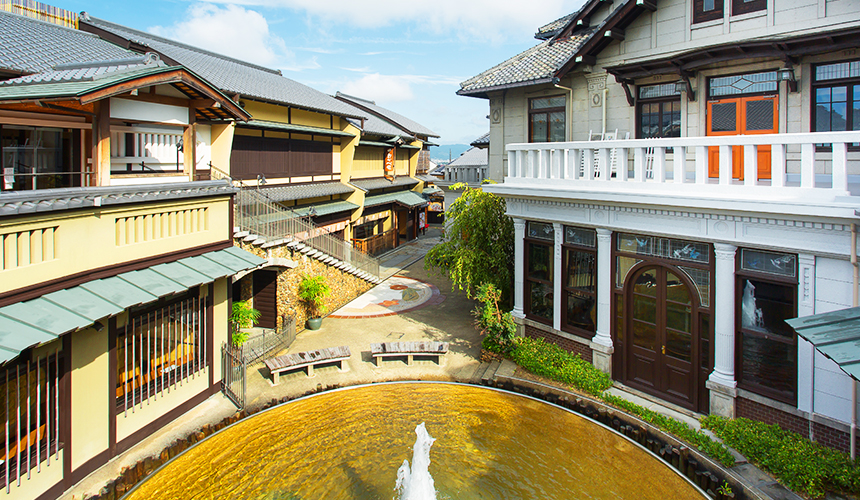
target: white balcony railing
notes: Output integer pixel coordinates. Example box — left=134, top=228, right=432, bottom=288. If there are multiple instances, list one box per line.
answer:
left=444, top=165, right=488, bottom=184
left=506, top=131, right=860, bottom=198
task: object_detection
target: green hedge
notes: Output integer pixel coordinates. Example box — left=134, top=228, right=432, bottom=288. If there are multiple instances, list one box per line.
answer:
left=701, top=415, right=860, bottom=498
left=508, top=336, right=612, bottom=397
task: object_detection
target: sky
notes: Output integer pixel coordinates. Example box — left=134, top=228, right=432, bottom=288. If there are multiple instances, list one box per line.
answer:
left=59, top=0, right=586, bottom=147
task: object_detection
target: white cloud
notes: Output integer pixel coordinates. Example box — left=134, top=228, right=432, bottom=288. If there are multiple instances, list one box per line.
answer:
left=199, top=0, right=584, bottom=43
left=148, top=4, right=299, bottom=69
left=340, top=73, right=414, bottom=102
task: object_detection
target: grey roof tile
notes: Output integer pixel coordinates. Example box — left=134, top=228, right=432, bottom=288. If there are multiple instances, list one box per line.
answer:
left=0, top=55, right=163, bottom=87
left=336, top=92, right=438, bottom=138
left=0, top=11, right=138, bottom=74
left=0, top=181, right=236, bottom=216
left=255, top=182, right=354, bottom=203
left=79, top=15, right=367, bottom=120
left=448, top=147, right=488, bottom=167
left=535, top=13, right=575, bottom=40
left=471, top=132, right=490, bottom=147
left=350, top=177, right=418, bottom=192
left=458, top=31, right=593, bottom=96
left=347, top=114, right=413, bottom=139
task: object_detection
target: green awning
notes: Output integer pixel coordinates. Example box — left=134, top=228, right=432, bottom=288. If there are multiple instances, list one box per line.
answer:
left=0, top=246, right=265, bottom=365
left=293, top=200, right=358, bottom=217
left=787, top=307, right=860, bottom=382
left=364, top=190, right=429, bottom=209
left=422, top=186, right=443, bottom=195
left=243, top=120, right=356, bottom=138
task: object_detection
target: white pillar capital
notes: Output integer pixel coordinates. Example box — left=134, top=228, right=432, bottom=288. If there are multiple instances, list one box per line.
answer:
left=713, top=243, right=738, bottom=261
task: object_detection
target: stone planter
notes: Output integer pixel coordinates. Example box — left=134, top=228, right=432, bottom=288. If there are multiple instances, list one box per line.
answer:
left=306, top=317, right=323, bottom=330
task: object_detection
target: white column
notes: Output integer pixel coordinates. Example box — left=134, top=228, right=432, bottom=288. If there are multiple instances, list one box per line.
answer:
left=707, top=243, right=738, bottom=418
left=512, top=218, right=526, bottom=319
left=592, top=228, right=613, bottom=349
left=797, top=254, right=816, bottom=413
left=553, top=223, right=563, bottom=331
left=709, top=243, right=738, bottom=388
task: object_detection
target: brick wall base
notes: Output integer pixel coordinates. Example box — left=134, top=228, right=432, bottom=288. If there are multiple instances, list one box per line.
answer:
left=524, top=325, right=593, bottom=363
left=737, top=397, right=860, bottom=454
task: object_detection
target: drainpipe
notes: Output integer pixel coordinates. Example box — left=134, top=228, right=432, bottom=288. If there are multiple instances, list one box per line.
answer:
left=852, top=223, right=858, bottom=458
left=553, top=78, right=574, bottom=142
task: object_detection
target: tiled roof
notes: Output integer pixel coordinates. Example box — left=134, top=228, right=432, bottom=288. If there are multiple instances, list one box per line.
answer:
left=0, top=181, right=236, bottom=216
left=256, top=182, right=354, bottom=203
left=79, top=15, right=367, bottom=120
left=535, top=13, right=575, bottom=40
left=458, top=30, right=593, bottom=96
left=0, top=54, right=164, bottom=86
left=242, top=120, right=356, bottom=138
left=0, top=65, right=175, bottom=100
left=292, top=200, right=358, bottom=217
left=415, top=174, right=438, bottom=183
left=336, top=92, right=439, bottom=138
left=347, top=114, right=413, bottom=139
left=0, top=10, right=138, bottom=74
left=350, top=177, right=419, bottom=192
left=363, top=190, right=428, bottom=209
left=448, top=147, right=488, bottom=167
left=471, top=132, right=490, bottom=147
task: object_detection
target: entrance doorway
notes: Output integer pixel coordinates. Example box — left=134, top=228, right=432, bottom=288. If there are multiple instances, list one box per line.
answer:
left=253, top=270, right=278, bottom=329
left=626, top=265, right=699, bottom=410
left=707, top=95, right=777, bottom=179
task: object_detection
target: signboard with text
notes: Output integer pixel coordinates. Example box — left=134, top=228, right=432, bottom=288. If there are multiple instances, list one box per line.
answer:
left=384, top=148, right=395, bottom=181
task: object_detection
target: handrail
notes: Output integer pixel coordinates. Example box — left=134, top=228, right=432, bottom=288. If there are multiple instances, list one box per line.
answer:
left=212, top=163, right=380, bottom=278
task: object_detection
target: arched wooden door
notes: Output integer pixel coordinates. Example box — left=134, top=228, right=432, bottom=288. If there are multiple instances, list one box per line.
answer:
left=626, top=265, right=699, bottom=409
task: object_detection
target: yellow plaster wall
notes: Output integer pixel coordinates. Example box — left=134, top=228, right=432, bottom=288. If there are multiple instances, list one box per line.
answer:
left=290, top=109, right=330, bottom=129
left=210, top=123, right=235, bottom=173
left=351, top=147, right=384, bottom=178
left=0, top=196, right=232, bottom=295
left=2, top=451, right=64, bottom=500
left=71, top=326, right=109, bottom=470
left=395, top=149, right=410, bottom=176
left=339, top=121, right=360, bottom=180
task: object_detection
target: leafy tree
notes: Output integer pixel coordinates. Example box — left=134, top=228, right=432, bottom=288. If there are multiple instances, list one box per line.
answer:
left=473, top=283, right=517, bottom=353
left=425, top=182, right=514, bottom=303
left=230, top=300, right=260, bottom=347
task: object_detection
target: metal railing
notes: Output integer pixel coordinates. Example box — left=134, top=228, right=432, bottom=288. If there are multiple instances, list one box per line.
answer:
left=221, top=342, right=246, bottom=409
left=239, top=314, right=296, bottom=364
left=210, top=164, right=380, bottom=278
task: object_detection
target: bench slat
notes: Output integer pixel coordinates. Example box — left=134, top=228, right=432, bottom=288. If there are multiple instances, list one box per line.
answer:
left=265, top=346, right=351, bottom=373
left=370, top=341, right=449, bottom=355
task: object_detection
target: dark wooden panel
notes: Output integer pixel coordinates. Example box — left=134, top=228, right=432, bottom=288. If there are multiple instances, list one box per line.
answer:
left=230, top=135, right=332, bottom=180
left=253, top=270, right=278, bottom=329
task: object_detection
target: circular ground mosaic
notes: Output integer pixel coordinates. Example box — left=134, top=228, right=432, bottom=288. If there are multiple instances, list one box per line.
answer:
left=329, top=276, right=443, bottom=318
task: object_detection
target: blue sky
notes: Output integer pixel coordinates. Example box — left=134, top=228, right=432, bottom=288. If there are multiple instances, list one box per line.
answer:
left=60, top=0, right=585, bottom=146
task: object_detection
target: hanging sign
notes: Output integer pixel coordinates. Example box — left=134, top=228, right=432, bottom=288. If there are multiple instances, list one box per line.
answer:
left=384, top=148, right=396, bottom=181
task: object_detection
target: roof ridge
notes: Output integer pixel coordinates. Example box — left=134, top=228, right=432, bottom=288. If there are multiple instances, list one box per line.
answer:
left=79, top=14, right=283, bottom=76
left=335, top=91, right=374, bottom=105
left=53, top=53, right=159, bottom=71
left=0, top=9, right=96, bottom=37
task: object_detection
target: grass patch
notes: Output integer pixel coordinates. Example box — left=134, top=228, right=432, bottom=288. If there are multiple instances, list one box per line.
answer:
left=701, top=415, right=860, bottom=498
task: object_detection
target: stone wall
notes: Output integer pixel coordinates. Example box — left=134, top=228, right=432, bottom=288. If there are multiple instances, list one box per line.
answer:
left=234, top=239, right=374, bottom=331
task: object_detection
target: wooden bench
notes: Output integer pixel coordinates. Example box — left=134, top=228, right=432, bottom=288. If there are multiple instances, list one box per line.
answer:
left=370, top=341, right=449, bottom=367
left=264, top=346, right=350, bottom=384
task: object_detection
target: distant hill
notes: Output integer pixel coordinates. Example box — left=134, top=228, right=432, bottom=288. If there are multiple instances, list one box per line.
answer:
left=430, top=144, right=471, bottom=163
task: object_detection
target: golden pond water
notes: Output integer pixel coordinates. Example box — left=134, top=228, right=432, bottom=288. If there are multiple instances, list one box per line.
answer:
left=127, top=383, right=704, bottom=499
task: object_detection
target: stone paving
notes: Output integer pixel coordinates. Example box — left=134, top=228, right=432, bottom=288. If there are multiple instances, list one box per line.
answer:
left=63, top=227, right=805, bottom=500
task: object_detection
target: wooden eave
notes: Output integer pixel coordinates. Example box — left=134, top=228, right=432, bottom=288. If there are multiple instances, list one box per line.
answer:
left=556, top=0, right=609, bottom=38
left=0, top=100, right=94, bottom=118
left=605, top=25, right=860, bottom=82
left=554, top=0, right=650, bottom=79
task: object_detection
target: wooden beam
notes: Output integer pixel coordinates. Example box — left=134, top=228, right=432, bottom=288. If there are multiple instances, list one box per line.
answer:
left=621, top=80, right=635, bottom=107
left=184, top=111, right=196, bottom=180
left=636, top=0, right=657, bottom=11
left=92, top=100, right=111, bottom=187
left=605, top=28, right=625, bottom=40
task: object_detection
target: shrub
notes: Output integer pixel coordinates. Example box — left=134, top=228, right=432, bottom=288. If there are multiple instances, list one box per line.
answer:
left=701, top=415, right=860, bottom=498
left=230, top=300, right=260, bottom=347
left=474, top=283, right=517, bottom=354
left=508, top=336, right=612, bottom=397
left=298, top=274, right=331, bottom=319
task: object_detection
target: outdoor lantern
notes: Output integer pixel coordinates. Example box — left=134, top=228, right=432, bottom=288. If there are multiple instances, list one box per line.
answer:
left=673, top=80, right=687, bottom=94
left=777, top=67, right=798, bottom=92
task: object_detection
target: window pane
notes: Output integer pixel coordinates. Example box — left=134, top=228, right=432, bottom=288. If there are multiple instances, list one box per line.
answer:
left=633, top=269, right=658, bottom=297
left=632, top=294, right=657, bottom=323
left=745, top=100, right=774, bottom=131
left=564, top=226, right=596, bottom=247
left=667, top=272, right=691, bottom=305
left=854, top=85, right=860, bottom=131
left=528, top=221, right=555, bottom=241
left=617, top=233, right=709, bottom=264
left=527, top=242, right=553, bottom=281
left=816, top=61, right=860, bottom=82
left=566, top=291, right=596, bottom=334
left=832, top=102, right=848, bottom=131
left=666, top=302, right=692, bottom=333
left=639, top=84, right=680, bottom=100
left=711, top=102, right=737, bottom=131
left=741, top=334, right=796, bottom=396
left=632, top=319, right=657, bottom=350
left=740, top=279, right=795, bottom=338
left=531, top=96, right=565, bottom=109
left=549, top=111, right=565, bottom=142
left=528, top=281, right=554, bottom=320
left=530, top=113, right=548, bottom=142
left=709, top=71, right=778, bottom=97
left=666, top=330, right=692, bottom=362
left=815, top=102, right=833, bottom=132
left=678, top=266, right=710, bottom=307
left=740, top=249, right=796, bottom=277
left=565, top=249, right=595, bottom=292
left=700, top=314, right=711, bottom=370
left=616, top=294, right=625, bottom=342
left=616, top=256, right=642, bottom=288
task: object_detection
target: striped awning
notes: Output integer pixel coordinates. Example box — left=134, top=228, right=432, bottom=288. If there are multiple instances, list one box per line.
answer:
left=0, top=246, right=265, bottom=364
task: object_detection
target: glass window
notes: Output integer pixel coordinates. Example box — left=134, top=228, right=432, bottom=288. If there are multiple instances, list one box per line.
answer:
left=117, top=293, right=208, bottom=410
left=813, top=61, right=860, bottom=143
left=617, top=233, right=709, bottom=264
left=563, top=245, right=596, bottom=337
left=740, top=249, right=796, bottom=278
left=693, top=0, right=723, bottom=23
left=529, top=96, right=566, bottom=143
left=564, top=226, right=596, bottom=248
left=737, top=272, right=798, bottom=403
left=732, top=0, right=765, bottom=16
left=525, top=236, right=554, bottom=324
left=1, top=125, right=81, bottom=191
left=527, top=221, right=555, bottom=241
left=709, top=71, right=778, bottom=97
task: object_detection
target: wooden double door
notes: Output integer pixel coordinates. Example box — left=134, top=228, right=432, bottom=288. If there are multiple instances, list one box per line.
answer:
left=707, top=95, right=778, bottom=180
left=625, top=265, right=700, bottom=410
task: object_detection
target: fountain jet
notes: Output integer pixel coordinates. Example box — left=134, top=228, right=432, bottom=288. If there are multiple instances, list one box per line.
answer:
left=395, top=422, right=437, bottom=500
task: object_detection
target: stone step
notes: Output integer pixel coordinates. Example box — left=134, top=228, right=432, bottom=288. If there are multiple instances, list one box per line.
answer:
left=470, top=362, right=494, bottom=384
left=481, top=360, right=502, bottom=386
left=243, top=234, right=259, bottom=242
left=251, top=238, right=266, bottom=246
left=233, top=230, right=249, bottom=239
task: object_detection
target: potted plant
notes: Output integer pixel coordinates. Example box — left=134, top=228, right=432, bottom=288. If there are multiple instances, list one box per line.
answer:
left=298, top=274, right=331, bottom=330
left=230, top=300, right=260, bottom=347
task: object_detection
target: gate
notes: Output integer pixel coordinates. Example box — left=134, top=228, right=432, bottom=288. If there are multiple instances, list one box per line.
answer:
left=221, top=342, right=246, bottom=409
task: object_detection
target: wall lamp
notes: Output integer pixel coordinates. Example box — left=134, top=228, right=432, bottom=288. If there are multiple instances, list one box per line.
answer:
left=674, top=76, right=696, bottom=101
left=777, top=67, right=798, bottom=93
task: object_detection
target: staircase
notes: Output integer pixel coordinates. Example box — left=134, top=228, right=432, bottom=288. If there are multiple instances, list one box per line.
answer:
left=213, top=166, right=383, bottom=285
